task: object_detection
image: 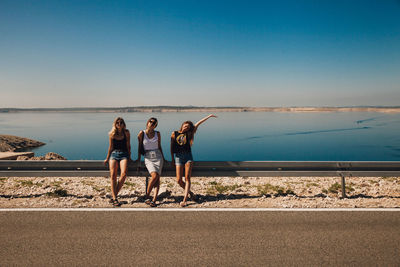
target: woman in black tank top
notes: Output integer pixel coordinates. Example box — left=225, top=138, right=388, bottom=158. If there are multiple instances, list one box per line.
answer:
left=104, top=117, right=131, bottom=206
left=170, top=114, right=217, bottom=207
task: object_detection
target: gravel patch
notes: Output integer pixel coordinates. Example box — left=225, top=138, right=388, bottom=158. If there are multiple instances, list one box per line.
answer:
left=0, top=176, right=399, bottom=208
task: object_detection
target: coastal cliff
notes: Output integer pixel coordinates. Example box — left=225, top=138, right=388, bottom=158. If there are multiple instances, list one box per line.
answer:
left=0, top=135, right=45, bottom=152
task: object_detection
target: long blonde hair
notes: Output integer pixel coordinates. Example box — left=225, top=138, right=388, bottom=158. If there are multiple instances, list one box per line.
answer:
left=109, top=117, right=126, bottom=138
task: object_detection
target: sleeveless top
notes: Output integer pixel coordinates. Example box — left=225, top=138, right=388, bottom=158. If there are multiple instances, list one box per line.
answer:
left=172, top=131, right=191, bottom=154
left=112, top=131, right=128, bottom=151
left=143, top=130, right=159, bottom=151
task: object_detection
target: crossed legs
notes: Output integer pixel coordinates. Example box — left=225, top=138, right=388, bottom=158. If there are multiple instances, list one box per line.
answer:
left=146, top=171, right=160, bottom=203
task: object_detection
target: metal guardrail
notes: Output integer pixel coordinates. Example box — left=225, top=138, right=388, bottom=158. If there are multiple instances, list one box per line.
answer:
left=1, top=160, right=400, bottom=198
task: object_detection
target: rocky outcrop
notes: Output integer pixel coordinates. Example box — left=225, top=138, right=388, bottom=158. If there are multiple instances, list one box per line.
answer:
left=17, top=152, right=67, bottom=161
left=0, top=135, right=45, bottom=152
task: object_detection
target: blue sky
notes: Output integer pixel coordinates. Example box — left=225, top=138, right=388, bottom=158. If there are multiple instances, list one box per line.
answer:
left=1, top=0, right=399, bottom=107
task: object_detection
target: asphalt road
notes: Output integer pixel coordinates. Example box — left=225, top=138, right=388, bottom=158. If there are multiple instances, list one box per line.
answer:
left=1, top=210, right=399, bottom=266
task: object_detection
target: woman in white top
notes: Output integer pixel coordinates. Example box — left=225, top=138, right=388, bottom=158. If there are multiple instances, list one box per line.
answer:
left=137, top=117, right=165, bottom=207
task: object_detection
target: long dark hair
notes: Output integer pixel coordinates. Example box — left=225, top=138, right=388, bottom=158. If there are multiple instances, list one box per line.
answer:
left=146, top=117, right=158, bottom=129
left=180, top=121, right=195, bottom=143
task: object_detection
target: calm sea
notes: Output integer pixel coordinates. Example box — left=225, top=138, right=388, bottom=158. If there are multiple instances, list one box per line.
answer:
left=1, top=112, right=400, bottom=161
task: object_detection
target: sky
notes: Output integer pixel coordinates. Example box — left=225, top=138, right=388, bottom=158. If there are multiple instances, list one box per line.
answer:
left=0, top=0, right=399, bottom=108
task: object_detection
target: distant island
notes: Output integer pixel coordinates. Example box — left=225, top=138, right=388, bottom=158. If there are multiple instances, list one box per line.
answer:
left=1, top=106, right=400, bottom=113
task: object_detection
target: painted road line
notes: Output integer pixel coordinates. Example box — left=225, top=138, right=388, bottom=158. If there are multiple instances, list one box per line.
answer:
left=0, top=208, right=399, bottom=212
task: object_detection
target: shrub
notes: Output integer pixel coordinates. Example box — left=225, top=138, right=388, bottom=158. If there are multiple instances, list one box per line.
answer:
left=50, top=181, right=63, bottom=188
left=345, top=184, right=355, bottom=192
left=124, top=182, right=136, bottom=188
left=206, top=183, right=241, bottom=195
left=46, top=188, right=68, bottom=197
left=257, top=183, right=294, bottom=196
left=328, top=182, right=341, bottom=193
left=17, top=180, right=43, bottom=187
left=328, top=182, right=355, bottom=194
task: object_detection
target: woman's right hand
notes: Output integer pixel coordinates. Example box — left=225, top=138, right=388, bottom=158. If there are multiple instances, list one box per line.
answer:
left=171, top=159, right=175, bottom=167
left=103, top=159, right=109, bottom=166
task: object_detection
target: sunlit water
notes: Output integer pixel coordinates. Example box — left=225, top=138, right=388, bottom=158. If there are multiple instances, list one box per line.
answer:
left=1, top=112, right=400, bottom=161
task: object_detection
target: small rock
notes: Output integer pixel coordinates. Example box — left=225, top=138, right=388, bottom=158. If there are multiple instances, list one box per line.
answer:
left=45, top=152, right=67, bottom=160
left=16, top=155, right=32, bottom=160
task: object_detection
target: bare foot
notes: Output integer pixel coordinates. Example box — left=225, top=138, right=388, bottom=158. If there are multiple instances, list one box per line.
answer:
left=180, top=201, right=187, bottom=207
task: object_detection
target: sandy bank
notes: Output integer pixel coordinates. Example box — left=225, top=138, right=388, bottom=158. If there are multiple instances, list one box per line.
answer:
left=1, top=176, right=399, bottom=208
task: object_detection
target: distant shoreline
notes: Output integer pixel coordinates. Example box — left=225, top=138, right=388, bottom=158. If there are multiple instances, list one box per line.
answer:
left=1, top=106, right=400, bottom=113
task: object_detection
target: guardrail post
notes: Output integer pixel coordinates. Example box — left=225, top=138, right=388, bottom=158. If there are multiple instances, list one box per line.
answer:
left=340, top=174, right=347, bottom=198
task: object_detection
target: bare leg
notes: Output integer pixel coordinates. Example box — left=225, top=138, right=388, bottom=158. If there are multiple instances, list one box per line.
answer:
left=176, top=164, right=185, bottom=189
left=153, top=176, right=160, bottom=202
left=116, top=159, right=128, bottom=195
left=146, top=172, right=159, bottom=198
left=181, top=162, right=193, bottom=206
left=109, top=160, right=119, bottom=200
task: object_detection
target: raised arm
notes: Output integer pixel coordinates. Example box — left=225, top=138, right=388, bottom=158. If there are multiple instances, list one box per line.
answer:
left=193, top=114, right=217, bottom=133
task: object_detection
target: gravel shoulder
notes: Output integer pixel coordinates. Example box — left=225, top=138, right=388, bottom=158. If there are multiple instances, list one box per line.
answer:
left=1, top=176, right=399, bottom=208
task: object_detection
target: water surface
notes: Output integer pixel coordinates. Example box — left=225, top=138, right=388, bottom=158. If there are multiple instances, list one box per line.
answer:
left=1, top=112, right=399, bottom=161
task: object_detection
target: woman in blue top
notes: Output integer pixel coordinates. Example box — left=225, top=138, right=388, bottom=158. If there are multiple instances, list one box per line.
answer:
left=171, top=114, right=217, bottom=207
left=104, top=117, right=131, bottom=207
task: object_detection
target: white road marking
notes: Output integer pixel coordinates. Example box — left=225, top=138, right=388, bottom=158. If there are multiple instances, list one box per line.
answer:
left=0, top=208, right=399, bottom=212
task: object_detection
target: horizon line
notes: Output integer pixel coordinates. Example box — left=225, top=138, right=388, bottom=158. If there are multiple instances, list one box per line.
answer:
left=2, top=105, right=400, bottom=110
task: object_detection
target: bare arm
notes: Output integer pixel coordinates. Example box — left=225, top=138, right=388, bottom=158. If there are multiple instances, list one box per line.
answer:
left=125, top=130, right=131, bottom=160
left=156, top=131, right=166, bottom=161
left=104, top=135, right=114, bottom=165
left=193, top=114, right=217, bottom=133
left=170, top=132, right=175, bottom=165
left=136, top=131, right=144, bottom=163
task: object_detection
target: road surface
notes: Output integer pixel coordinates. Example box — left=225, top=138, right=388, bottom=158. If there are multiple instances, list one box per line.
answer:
left=1, top=209, right=399, bottom=266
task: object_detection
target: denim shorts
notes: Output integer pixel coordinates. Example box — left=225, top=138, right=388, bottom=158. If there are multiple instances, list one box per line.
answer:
left=110, top=150, right=129, bottom=161
left=174, top=151, right=193, bottom=165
